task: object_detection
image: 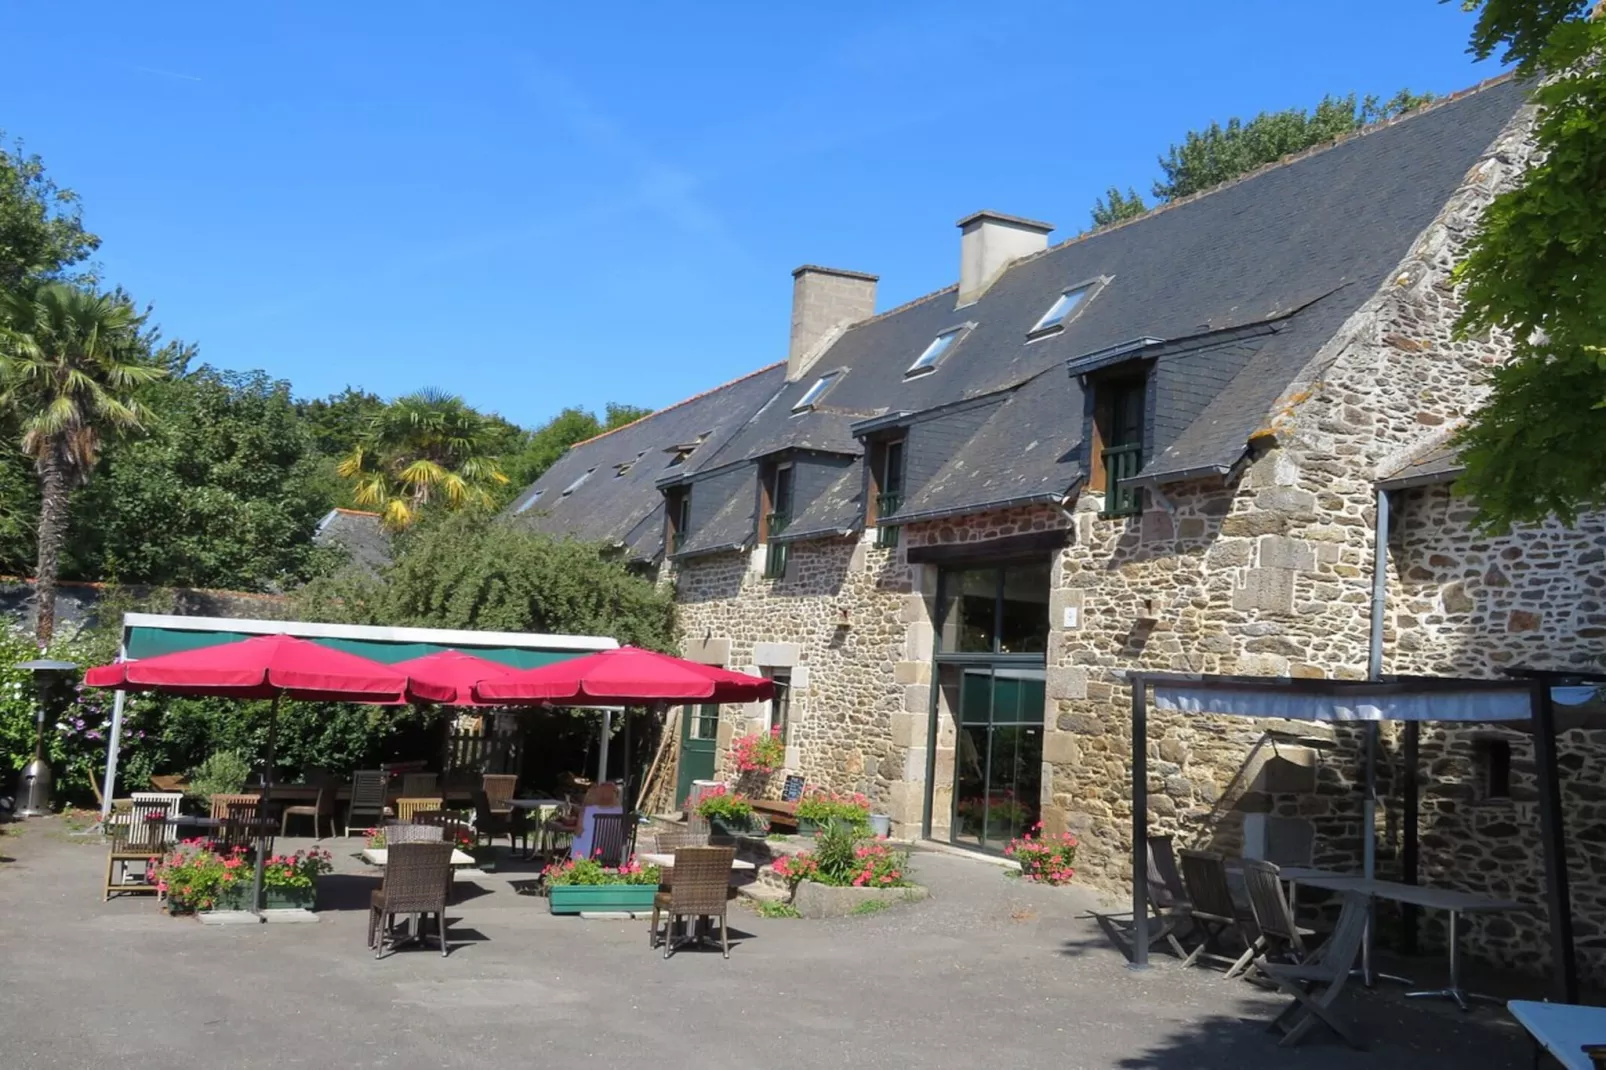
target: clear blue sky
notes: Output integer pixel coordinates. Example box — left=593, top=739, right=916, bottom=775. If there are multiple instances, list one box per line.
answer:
left=1, top=1, right=1501, bottom=429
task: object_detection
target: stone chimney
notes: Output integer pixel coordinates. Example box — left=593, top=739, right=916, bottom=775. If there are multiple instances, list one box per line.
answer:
left=788, top=265, right=878, bottom=382
left=956, top=211, right=1053, bottom=307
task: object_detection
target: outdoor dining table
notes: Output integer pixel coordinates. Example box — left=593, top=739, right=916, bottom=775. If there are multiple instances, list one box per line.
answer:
left=1284, top=867, right=1525, bottom=1010
left=361, top=847, right=477, bottom=867
left=1507, top=1000, right=1606, bottom=1070
left=508, top=798, right=567, bottom=859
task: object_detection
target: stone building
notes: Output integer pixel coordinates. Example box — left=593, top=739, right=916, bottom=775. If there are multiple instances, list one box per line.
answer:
left=509, top=76, right=1606, bottom=980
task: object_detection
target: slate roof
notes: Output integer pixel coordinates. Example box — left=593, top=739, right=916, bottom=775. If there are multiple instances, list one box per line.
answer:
left=505, top=362, right=785, bottom=559
left=312, top=509, right=392, bottom=573
left=504, top=76, right=1525, bottom=560
left=1378, top=442, right=1465, bottom=490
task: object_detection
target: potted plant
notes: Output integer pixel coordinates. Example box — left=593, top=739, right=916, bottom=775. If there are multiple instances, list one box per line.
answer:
left=1004, top=825, right=1078, bottom=885
left=795, top=790, right=871, bottom=836
left=212, top=846, right=333, bottom=910
left=151, top=839, right=243, bottom=915
left=730, top=727, right=785, bottom=775
left=771, top=820, right=926, bottom=918
left=691, top=785, right=755, bottom=839
left=543, top=856, right=661, bottom=914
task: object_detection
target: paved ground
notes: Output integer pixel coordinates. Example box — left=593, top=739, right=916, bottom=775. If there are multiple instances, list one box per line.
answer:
left=0, top=819, right=1537, bottom=1070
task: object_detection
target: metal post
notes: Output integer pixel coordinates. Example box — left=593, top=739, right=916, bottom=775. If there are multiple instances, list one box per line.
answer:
left=249, top=693, right=282, bottom=919
left=99, top=687, right=127, bottom=822
left=597, top=708, right=613, bottom=783
left=621, top=705, right=634, bottom=811
left=1531, top=682, right=1578, bottom=1003
left=1402, top=720, right=1420, bottom=955
left=1130, top=674, right=1149, bottom=970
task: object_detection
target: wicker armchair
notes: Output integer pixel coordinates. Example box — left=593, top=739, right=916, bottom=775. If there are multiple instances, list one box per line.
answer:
left=368, top=842, right=454, bottom=958
left=104, top=798, right=174, bottom=900
left=652, top=827, right=709, bottom=891
left=481, top=774, right=517, bottom=814
left=650, top=845, right=736, bottom=959
left=384, top=822, right=444, bottom=845
left=413, top=810, right=472, bottom=848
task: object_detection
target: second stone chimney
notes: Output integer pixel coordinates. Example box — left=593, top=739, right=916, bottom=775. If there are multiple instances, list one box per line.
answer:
left=956, top=211, right=1053, bottom=307
left=788, top=265, right=878, bottom=381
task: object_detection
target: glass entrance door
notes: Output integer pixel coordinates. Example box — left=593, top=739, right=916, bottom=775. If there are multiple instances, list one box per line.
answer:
left=951, top=667, right=1044, bottom=851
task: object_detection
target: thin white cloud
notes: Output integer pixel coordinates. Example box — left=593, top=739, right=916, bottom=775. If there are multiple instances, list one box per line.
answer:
left=131, top=65, right=203, bottom=83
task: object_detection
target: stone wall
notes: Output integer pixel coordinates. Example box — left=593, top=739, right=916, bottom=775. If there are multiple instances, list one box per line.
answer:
left=1387, top=482, right=1606, bottom=982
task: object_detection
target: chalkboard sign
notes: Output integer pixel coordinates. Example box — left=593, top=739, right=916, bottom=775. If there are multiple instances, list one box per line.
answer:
left=781, top=774, right=805, bottom=802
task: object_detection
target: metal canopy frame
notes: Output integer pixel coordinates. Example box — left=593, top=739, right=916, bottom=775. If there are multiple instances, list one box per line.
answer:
left=1126, top=670, right=1578, bottom=1003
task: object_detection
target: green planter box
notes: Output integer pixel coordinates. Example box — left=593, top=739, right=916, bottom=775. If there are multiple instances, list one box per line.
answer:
left=548, top=884, right=658, bottom=915
left=210, top=883, right=316, bottom=912
left=707, top=814, right=754, bottom=840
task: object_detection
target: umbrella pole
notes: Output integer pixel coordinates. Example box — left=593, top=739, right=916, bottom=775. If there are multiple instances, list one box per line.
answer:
left=621, top=705, right=633, bottom=812
left=250, top=693, right=282, bottom=918
left=598, top=708, right=613, bottom=783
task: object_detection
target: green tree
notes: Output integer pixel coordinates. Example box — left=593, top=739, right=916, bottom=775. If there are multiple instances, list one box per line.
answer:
left=0, top=284, right=164, bottom=641
left=0, top=133, right=100, bottom=290
left=1448, top=1, right=1606, bottom=528
left=297, top=512, right=675, bottom=650
left=1090, top=186, right=1148, bottom=228
left=337, top=388, right=511, bottom=529
left=1088, top=89, right=1434, bottom=222
left=67, top=367, right=327, bottom=589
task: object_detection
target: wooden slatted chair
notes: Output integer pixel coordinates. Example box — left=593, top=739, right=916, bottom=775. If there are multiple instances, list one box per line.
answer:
left=280, top=775, right=337, bottom=838
left=209, top=792, right=257, bottom=822
left=345, top=770, right=391, bottom=836
left=587, top=811, right=629, bottom=868
left=104, top=798, right=173, bottom=900
left=650, top=845, right=736, bottom=959
left=395, top=797, right=444, bottom=824
left=1087, top=835, right=1192, bottom=960
left=1263, top=891, right=1370, bottom=1048
left=1241, top=859, right=1317, bottom=977
left=368, top=842, right=454, bottom=958
left=1178, top=849, right=1257, bottom=974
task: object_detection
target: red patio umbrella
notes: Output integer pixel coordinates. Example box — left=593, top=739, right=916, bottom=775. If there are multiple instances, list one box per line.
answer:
left=472, top=646, right=774, bottom=705
left=85, top=634, right=456, bottom=915
left=389, top=649, right=519, bottom=706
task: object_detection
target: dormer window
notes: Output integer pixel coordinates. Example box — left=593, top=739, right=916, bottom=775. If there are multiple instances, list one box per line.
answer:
left=1031, top=284, right=1093, bottom=336
left=514, top=489, right=544, bottom=514
left=1089, top=377, right=1146, bottom=517
left=760, top=461, right=795, bottom=578
left=561, top=467, right=597, bottom=497
left=868, top=436, right=906, bottom=548
left=906, top=328, right=963, bottom=377
left=665, top=486, right=691, bottom=553
left=615, top=451, right=646, bottom=477
left=665, top=432, right=709, bottom=468
left=792, top=372, right=840, bottom=414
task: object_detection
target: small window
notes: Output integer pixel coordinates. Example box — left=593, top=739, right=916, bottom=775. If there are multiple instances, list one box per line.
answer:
left=665, top=486, right=691, bottom=553
left=1031, top=285, right=1093, bottom=335
left=514, top=489, right=544, bottom=514
left=615, top=451, right=646, bottom=477
left=689, top=703, right=720, bottom=740
left=765, top=668, right=792, bottom=744
left=793, top=373, right=840, bottom=413
left=906, top=328, right=962, bottom=377
left=1475, top=738, right=1512, bottom=800
left=762, top=462, right=795, bottom=578
left=561, top=467, right=597, bottom=496
left=869, top=436, right=906, bottom=548
left=665, top=432, right=710, bottom=468
left=1091, top=376, right=1145, bottom=518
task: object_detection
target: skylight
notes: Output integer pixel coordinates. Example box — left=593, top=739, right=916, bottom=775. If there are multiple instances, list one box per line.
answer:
left=906, top=328, right=963, bottom=376
left=1031, top=284, right=1094, bottom=335
left=514, top=489, right=544, bottom=514
left=792, top=372, right=840, bottom=413
left=561, top=468, right=596, bottom=496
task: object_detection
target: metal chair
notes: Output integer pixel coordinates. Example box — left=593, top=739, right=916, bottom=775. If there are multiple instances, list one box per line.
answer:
left=345, top=770, right=390, bottom=836
left=280, top=776, right=337, bottom=838
left=1263, top=892, right=1370, bottom=1048
left=1178, top=849, right=1257, bottom=974
left=1242, top=859, right=1316, bottom=976
left=368, top=842, right=454, bottom=958
left=650, top=845, right=737, bottom=959
left=104, top=798, right=173, bottom=900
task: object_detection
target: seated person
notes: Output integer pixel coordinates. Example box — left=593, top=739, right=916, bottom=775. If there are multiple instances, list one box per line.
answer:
left=546, top=781, right=621, bottom=836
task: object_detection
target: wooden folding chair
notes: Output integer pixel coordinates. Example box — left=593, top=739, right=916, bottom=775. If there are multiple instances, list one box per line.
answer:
left=1177, top=849, right=1256, bottom=974
left=1086, top=835, right=1192, bottom=960
left=1263, top=891, right=1370, bottom=1048
left=1241, top=859, right=1318, bottom=978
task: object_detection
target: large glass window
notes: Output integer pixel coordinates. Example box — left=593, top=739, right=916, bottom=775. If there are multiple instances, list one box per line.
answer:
left=689, top=704, right=720, bottom=740
left=949, top=667, right=1044, bottom=851
left=937, top=561, right=1052, bottom=655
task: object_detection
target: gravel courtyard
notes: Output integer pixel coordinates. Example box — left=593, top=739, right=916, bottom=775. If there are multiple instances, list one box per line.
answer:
left=0, top=820, right=1534, bottom=1070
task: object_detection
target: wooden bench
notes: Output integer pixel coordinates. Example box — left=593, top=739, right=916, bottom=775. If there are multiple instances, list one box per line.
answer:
left=750, top=799, right=799, bottom=833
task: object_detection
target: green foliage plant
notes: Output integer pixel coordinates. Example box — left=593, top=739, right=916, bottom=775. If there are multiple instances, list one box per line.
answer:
left=185, top=749, right=250, bottom=806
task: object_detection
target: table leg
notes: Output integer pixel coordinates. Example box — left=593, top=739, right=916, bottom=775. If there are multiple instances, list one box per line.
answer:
left=1405, top=909, right=1501, bottom=1009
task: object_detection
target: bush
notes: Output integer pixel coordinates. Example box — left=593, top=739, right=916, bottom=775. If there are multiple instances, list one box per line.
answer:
left=795, top=789, right=870, bottom=832
left=772, top=818, right=911, bottom=889
left=185, top=749, right=250, bottom=805
left=1005, top=825, right=1078, bottom=885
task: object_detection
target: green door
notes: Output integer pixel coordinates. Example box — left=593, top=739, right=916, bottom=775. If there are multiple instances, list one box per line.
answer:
left=675, top=703, right=720, bottom=808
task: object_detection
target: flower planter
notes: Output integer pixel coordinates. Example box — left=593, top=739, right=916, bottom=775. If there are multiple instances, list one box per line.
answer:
left=797, top=819, right=820, bottom=837
left=547, top=884, right=658, bottom=915
left=210, top=883, right=316, bottom=912
left=707, top=814, right=754, bottom=841
left=791, top=880, right=929, bottom=919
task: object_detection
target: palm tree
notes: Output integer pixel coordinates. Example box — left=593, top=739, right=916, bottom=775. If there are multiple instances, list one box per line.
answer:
left=338, top=388, right=509, bottom=529
left=0, top=284, right=164, bottom=641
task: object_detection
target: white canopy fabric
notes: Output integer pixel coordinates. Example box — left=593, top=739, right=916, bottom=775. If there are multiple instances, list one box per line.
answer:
left=1152, top=685, right=1534, bottom=722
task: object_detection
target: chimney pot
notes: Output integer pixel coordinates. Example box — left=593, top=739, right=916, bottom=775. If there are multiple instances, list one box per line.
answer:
left=788, top=265, right=877, bottom=381
left=956, top=210, right=1053, bottom=307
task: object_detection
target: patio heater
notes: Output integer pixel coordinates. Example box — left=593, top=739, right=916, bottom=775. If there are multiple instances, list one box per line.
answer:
left=13, top=659, right=80, bottom=817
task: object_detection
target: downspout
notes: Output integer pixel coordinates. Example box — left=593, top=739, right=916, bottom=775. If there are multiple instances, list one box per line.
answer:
left=1367, top=486, right=1389, bottom=682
